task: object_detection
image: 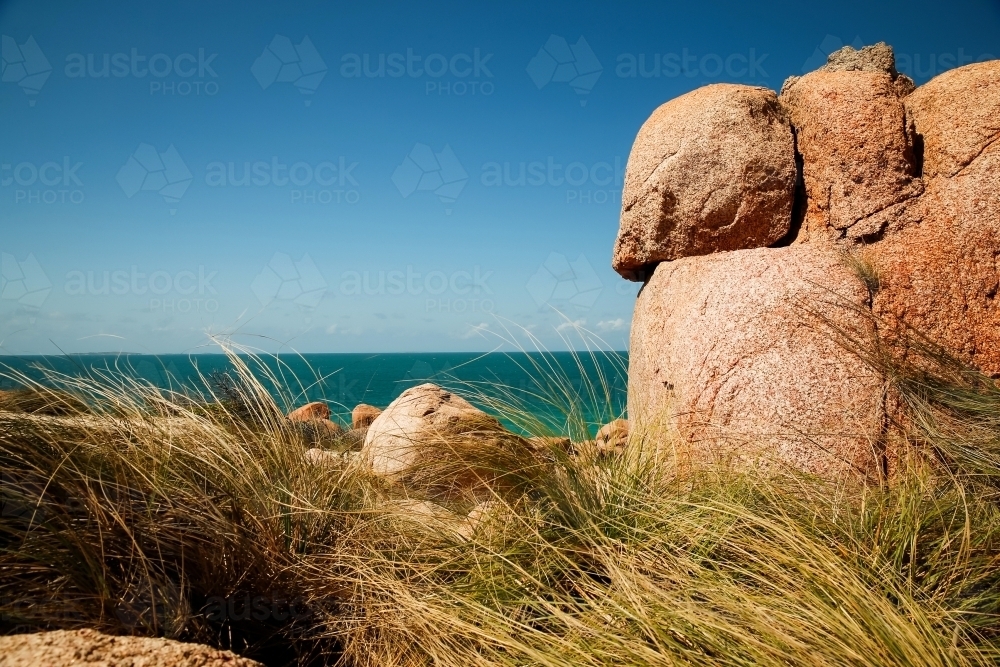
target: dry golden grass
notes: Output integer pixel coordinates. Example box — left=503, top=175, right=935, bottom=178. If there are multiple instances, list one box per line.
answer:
left=2, top=338, right=1000, bottom=666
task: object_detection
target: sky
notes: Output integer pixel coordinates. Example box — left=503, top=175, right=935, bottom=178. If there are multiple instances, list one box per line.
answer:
left=1, top=0, right=998, bottom=355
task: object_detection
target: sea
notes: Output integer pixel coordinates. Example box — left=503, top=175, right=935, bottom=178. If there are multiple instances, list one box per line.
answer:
left=0, top=352, right=628, bottom=436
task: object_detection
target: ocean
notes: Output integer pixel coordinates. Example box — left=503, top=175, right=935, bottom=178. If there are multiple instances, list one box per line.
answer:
left=0, top=352, right=628, bottom=436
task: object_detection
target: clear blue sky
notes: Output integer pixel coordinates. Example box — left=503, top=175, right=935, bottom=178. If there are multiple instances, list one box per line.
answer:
left=2, top=0, right=998, bottom=355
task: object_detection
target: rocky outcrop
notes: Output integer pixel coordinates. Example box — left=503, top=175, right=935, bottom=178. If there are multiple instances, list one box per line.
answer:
left=287, top=401, right=330, bottom=422
left=612, top=84, right=797, bottom=279
left=352, top=403, right=381, bottom=429
left=361, top=383, right=510, bottom=485
left=619, top=44, right=1000, bottom=479
left=0, top=629, right=261, bottom=666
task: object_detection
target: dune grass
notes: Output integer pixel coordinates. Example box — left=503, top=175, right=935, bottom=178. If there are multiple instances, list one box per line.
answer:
left=2, top=337, right=1000, bottom=666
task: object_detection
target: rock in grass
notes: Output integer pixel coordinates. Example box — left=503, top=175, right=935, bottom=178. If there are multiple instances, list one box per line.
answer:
left=352, top=403, right=381, bottom=429
left=287, top=401, right=330, bottom=422
left=595, top=419, right=629, bottom=454
left=361, top=383, right=508, bottom=483
left=0, top=628, right=262, bottom=666
left=628, top=245, right=883, bottom=479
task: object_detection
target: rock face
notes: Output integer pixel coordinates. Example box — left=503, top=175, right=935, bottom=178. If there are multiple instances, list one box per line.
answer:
left=620, top=45, right=1000, bottom=479
left=361, top=383, right=506, bottom=481
left=779, top=47, right=922, bottom=243
left=287, top=402, right=330, bottom=422
left=629, top=246, right=883, bottom=477
left=902, top=60, right=1000, bottom=178
left=352, top=403, right=381, bottom=429
left=0, top=629, right=261, bottom=666
left=871, top=61, right=1000, bottom=374
left=612, top=84, right=797, bottom=279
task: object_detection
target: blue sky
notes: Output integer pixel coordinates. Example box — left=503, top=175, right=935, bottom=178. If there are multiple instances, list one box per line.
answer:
left=1, top=0, right=998, bottom=355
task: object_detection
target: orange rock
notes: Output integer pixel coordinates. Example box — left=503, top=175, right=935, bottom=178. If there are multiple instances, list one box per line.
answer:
left=612, top=83, right=796, bottom=279
left=287, top=401, right=330, bottom=422
left=903, top=60, right=1000, bottom=178
left=779, top=49, right=922, bottom=243
left=352, top=403, right=381, bottom=429
left=872, top=61, right=1000, bottom=373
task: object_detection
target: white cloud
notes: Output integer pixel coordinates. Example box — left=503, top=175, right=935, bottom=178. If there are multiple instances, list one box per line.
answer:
left=555, top=318, right=586, bottom=333
left=597, top=318, right=625, bottom=332
left=461, top=322, right=490, bottom=339
left=325, top=324, right=338, bottom=334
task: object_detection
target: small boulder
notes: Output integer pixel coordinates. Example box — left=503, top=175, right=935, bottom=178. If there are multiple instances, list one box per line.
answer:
left=305, top=447, right=342, bottom=466
left=595, top=419, right=629, bottom=453
left=361, top=383, right=508, bottom=484
left=613, top=83, right=796, bottom=279
left=352, top=403, right=382, bottom=429
left=287, top=401, right=330, bottom=422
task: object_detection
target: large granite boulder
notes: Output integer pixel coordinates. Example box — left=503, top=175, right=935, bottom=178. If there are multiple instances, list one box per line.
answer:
left=629, top=246, right=883, bottom=478
left=612, top=83, right=797, bottom=279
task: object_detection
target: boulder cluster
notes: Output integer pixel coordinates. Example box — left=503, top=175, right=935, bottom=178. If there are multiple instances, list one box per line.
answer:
left=616, top=44, right=1000, bottom=478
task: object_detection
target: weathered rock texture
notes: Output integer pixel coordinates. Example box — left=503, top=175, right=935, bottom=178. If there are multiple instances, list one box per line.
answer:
left=871, top=61, right=1000, bottom=374
left=629, top=246, right=883, bottom=477
left=621, top=45, right=1000, bottom=478
left=612, top=84, right=797, bottom=279
left=361, top=383, right=508, bottom=482
left=0, top=629, right=261, bottom=667
left=595, top=419, right=629, bottom=454
left=779, top=44, right=922, bottom=243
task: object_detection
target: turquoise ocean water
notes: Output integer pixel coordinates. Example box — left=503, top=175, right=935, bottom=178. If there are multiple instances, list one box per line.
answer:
left=0, top=353, right=628, bottom=436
